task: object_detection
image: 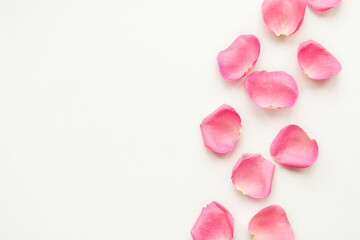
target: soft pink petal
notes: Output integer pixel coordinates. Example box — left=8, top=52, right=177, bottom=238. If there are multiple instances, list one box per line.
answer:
left=298, top=40, right=342, bottom=80
left=231, top=153, right=275, bottom=199
left=191, top=202, right=234, bottom=240
left=200, top=104, right=242, bottom=153
left=245, top=71, right=299, bottom=109
left=217, top=34, right=261, bottom=81
left=308, top=0, right=342, bottom=11
left=248, top=205, right=295, bottom=240
left=262, top=0, right=307, bottom=36
left=270, top=124, right=319, bottom=168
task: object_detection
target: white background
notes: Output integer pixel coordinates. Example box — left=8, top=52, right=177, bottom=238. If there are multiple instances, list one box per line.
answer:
left=0, top=0, right=359, bottom=239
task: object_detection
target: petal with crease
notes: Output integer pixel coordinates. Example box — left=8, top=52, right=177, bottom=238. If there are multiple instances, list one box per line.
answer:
left=308, top=0, right=342, bottom=11
left=200, top=104, right=242, bottom=153
left=191, top=202, right=234, bottom=240
left=270, top=124, right=319, bottom=168
left=231, top=153, right=275, bottom=199
left=248, top=205, right=295, bottom=240
left=262, top=0, right=307, bottom=36
left=246, top=71, right=299, bottom=109
left=217, top=34, right=261, bottom=82
left=298, top=40, right=342, bottom=80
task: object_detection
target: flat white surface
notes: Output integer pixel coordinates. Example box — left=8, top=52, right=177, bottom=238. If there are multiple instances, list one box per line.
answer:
left=0, top=0, right=359, bottom=239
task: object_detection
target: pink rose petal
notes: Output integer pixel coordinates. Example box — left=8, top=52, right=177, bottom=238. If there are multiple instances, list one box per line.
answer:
left=262, top=0, right=307, bottom=36
left=191, top=201, right=234, bottom=240
left=270, top=124, right=319, bottom=168
left=245, top=71, right=299, bottom=109
left=231, top=153, right=275, bottom=199
left=308, top=0, right=342, bottom=11
left=200, top=104, right=242, bottom=153
left=248, top=205, right=295, bottom=240
left=217, top=34, right=261, bottom=82
left=298, top=40, right=342, bottom=80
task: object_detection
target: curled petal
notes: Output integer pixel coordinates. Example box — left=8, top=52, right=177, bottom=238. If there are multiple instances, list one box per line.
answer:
left=191, top=202, right=234, bottom=240
left=217, top=34, right=261, bottom=81
left=200, top=104, right=242, bottom=153
left=270, top=124, right=319, bottom=168
left=298, top=40, right=342, bottom=80
left=231, top=153, right=275, bottom=199
left=245, top=71, right=299, bottom=109
left=262, top=0, right=307, bottom=36
left=248, top=205, right=295, bottom=240
left=308, top=0, right=342, bottom=11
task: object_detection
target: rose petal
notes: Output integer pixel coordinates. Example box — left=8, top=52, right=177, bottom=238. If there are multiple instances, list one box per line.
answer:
left=231, top=153, right=275, bottom=199
left=217, top=34, right=261, bottom=82
left=245, top=71, right=299, bottom=109
left=200, top=104, right=242, bottom=153
left=262, top=0, right=307, bottom=36
left=248, top=205, right=295, bottom=240
left=191, top=201, right=234, bottom=240
left=298, top=40, right=342, bottom=80
left=270, top=124, right=319, bottom=168
left=308, top=0, right=342, bottom=11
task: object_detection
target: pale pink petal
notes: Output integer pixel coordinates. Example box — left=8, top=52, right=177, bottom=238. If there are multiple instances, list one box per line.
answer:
left=270, top=124, right=319, bottom=168
left=231, top=153, right=275, bottom=199
left=191, top=202, right=234, bottom=240
left=248, top=205, right=295, bottom=240
left=245, top=71, right=299, bottom=109
left=262, top=0, right=307, bottom=36
left=217, top=34, right=261, bottom=82
left=298, top=40, right=342, bottom=80
left=308, top=0, right=342, bottom=11
left=200, top=104, right=242, bottom=153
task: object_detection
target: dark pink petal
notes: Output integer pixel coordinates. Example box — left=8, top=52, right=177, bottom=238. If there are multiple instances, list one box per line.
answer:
left=200, top=104, right=242, bottom=153
left=217, top=34, right=261, bottom=81
left=191, top=202, right=234, bottom=240
left=248, top=205, right=295, bottom=240
left=298, top=40, right=342, bottom=80
left=270, top=124, right=319, bottom=168
left=245, top=71, right=299, bottom=109
left=231, top=153, right=275, bottom=199
left=308, top=0, right=342, bottom=11
left=262, top=0, right=307, bottom=36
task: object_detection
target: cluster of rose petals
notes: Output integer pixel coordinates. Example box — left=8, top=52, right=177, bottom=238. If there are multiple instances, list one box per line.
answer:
left=262, top=0, right=307, bottom=36
left=200, top=104, right=242, bottom=153
left=217, top=34, right=261, bottom=81
left=308, top=0, right=342, bottom=11
left=192, top=0, right=342, bottom=237
left=191, top=202, right=234, bottom=240
left=249, top=205, right=295, bottom=240
left=231, top=153, right=275, bottom=199
left=246, top=71, right=299, bottom=109
left=298, top=40, right=342, bottom=80
left=271, top=124, right=319, bottom=168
